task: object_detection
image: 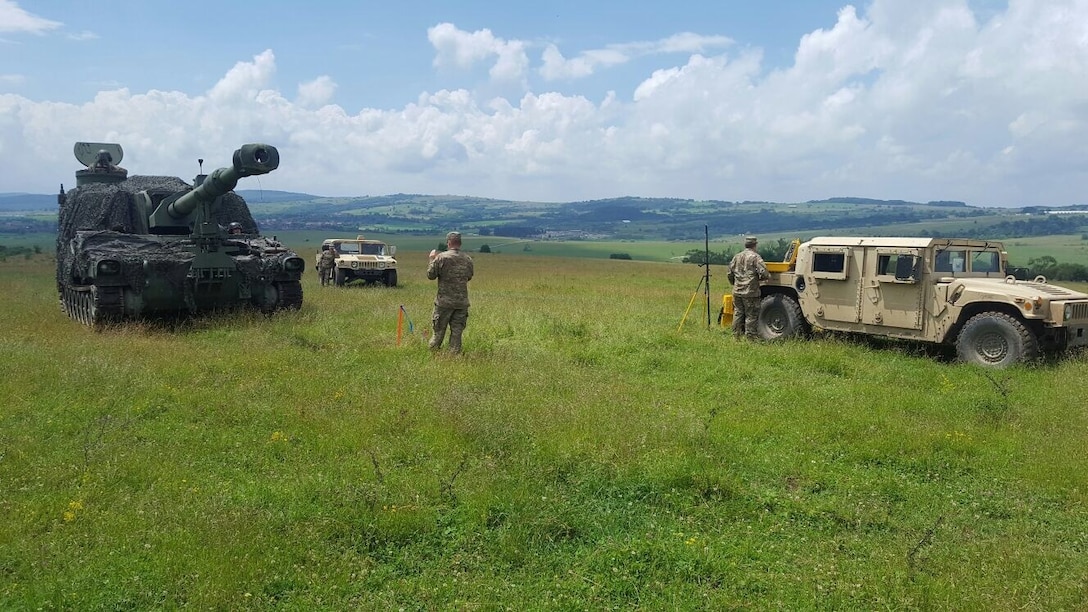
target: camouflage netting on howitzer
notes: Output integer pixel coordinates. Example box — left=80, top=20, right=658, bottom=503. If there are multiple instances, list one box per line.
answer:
left=58, top=175, right=258, bottom=239
left=61, top=231, right=195, bottom=295
left=57, top=175, right=261, bottom=288
left=225, top=236, right=304, bottom=278
left=211, top=191, right=258, bottom=233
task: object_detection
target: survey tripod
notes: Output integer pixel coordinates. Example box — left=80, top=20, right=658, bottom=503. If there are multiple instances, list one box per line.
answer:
left=677, top=225, right=712, bottom=331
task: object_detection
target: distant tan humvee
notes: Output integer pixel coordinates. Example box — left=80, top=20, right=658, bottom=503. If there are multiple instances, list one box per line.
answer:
left=721, top=237, right=1088, bottom=367
left=317, top=236, right=398, bottom=287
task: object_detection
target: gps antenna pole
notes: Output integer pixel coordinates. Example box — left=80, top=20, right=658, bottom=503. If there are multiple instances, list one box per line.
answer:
left=703, top=225, right=711, bottom=327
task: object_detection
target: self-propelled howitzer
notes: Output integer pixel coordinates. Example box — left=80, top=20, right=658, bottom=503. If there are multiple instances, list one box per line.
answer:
left=57, top=143, right=306, bottom=327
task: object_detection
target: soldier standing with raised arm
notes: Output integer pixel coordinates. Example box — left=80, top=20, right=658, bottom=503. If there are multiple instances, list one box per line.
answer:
left=427, top=231, right=474, bottom=354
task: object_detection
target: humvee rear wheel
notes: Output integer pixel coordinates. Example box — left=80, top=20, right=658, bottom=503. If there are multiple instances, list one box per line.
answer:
left=956, top=312, right=1038, bottom=367
left=757, top=294, right=805, bottom=340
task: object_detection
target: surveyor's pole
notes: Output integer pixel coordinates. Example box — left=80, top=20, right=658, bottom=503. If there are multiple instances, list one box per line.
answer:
left=704, top=225, right=711, bottom=327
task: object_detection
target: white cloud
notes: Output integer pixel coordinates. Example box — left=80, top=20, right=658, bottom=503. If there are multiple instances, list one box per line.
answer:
left=0, top=0, right=61, bottom=34
left=66, top=30, right=99, bottom=41
left=4, top=0, right=1088, bottom=207
left=540, top=33, right=733, bottom=81
left=208, top=49, right=277, bottom=102
left=297, top=76, right=338, bottom=108
left=427, top=22, right=529, bottom=82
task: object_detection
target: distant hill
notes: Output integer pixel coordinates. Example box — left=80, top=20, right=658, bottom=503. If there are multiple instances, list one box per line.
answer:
left=807, top=197, right=968, bottom=207
left=0, top=193, right=57, bottom=211
left=235, top=190, right=322, bottom=203
left=4, top=188, right=1084, bottom=242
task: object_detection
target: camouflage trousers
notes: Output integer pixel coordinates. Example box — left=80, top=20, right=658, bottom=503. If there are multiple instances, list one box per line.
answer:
left=431, top=306, right=469, bottom=354
left=319, top=265, right=335, bottom=286
left=731, top=296, right=762, bottom=339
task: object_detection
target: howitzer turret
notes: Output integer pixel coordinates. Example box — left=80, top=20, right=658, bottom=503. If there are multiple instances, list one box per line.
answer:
left=149, top=144, right=280, bottom=232
left=56, top=142, right=304, bottom=327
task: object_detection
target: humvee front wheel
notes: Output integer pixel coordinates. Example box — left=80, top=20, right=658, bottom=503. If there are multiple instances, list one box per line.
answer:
left=334, top=268, right=346, bottom=287
left=384, top=270, right=398, bottom=287
left=956, top=312, right=1038, bottom=367
left=757, top=294, right=805, bottom=340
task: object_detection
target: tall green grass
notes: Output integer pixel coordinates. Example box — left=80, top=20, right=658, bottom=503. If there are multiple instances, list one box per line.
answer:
left=1, top=252, right=1086, bottom=609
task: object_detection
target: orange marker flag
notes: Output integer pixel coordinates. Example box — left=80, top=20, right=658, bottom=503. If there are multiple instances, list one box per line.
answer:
left=396, top=305, right=404, bottom=345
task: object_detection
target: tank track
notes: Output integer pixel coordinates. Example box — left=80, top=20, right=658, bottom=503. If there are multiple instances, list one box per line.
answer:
left=276, top=280, right=303, bottom=310
left=61, top=284, right=124, bottom=327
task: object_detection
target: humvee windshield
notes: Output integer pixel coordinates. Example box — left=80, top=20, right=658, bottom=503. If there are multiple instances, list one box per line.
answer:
left=971, top=250, right=1000, bottom=273
left=935, top=248, right=1001, bottom=274
left=333, top=242, right=386, bottom=256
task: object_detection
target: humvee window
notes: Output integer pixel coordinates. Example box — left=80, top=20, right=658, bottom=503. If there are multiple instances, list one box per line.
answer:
left=971, top=251, right=999, bottom=273
left=811, top=250, right=849, bottom=280
left=336, top=243, right=361, bottom=254
left=813, top=252, right=845, bottom=273
left=894, top=255, right=918, bottom=281
left=935, top=250, right=966, bottom=273
left=876, top=253, right=919, bottom=283
left=362, top=244, right=385, bottom=255
left=877, top=254, right=898, bottom=276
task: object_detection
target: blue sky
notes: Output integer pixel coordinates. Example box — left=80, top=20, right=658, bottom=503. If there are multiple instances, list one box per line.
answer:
left=2, top=0, right=1086, bottom=207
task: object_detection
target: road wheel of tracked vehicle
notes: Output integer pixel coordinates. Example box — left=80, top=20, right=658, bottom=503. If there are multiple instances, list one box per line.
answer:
left=384, top=270, right=398, bottom=287
left=956, top=312, right=1038, bottom=367
left=334, top=268, right=346, bottom=287
left=62, top=285, right=122, bottom=328
left=756, top=294, right=806, bottom=341
left=62, top=285, right=89, bottom=325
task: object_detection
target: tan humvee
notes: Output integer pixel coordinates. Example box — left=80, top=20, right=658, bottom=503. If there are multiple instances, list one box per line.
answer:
left=721, top=237, right=1088, bottom=366
left=317, top=236, right=398, bottom=287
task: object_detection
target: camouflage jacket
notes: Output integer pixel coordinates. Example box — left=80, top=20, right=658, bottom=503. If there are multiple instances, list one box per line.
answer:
left=427, top=248, right=474, bottom=308
left=318, top=249, right=337, bottom=268
left=728, top=248, right=770, bottom=297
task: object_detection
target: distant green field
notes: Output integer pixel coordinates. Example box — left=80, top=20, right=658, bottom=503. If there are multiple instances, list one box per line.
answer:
left=0, top=232, right=54, bottom=251
left=273, top=231, right=1088, bottom=268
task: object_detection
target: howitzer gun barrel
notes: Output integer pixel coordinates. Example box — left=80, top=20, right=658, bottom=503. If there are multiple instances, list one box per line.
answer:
left=166, top=144, right=280, bottom=219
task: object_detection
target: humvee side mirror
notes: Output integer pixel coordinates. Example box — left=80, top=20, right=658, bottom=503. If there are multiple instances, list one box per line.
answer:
left=389, top=246, right=397, bottom=256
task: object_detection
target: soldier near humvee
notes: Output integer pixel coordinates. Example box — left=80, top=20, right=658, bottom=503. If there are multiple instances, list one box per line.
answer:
left=317, top=244, right=338, bottom=287
left=728, top=235, right=770, bottom=339
left=427, top=231, right=474, bottom=354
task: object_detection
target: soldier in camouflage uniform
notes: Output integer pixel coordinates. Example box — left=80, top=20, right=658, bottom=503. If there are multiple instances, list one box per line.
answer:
left=728, top=236, right=770, bottom=339
left=427, top=231, right=474, bottom=354
left=317, top=244, right=338, bottom=286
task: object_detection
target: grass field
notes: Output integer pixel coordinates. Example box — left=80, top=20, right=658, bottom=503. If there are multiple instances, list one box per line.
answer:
left=2, top=250, right=1087, bottom=609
